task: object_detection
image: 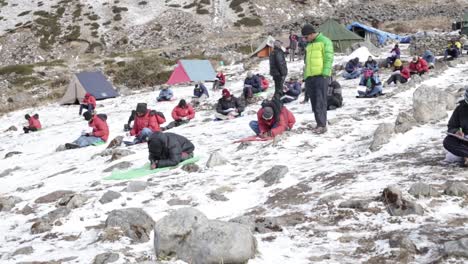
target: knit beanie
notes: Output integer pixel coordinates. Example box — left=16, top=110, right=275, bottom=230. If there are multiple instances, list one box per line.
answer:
left=301, top=24, right=316, bottom=36
left=136, top=103, right=148, bottom=114
left=83, top=111, right=93, bottom=121
left=262, top=107, right=274, bottom=120
left=222, top=88, right=231, bottom=98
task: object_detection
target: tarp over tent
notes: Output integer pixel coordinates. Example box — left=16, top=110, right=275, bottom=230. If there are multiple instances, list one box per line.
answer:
left=318, top=19, right=364, bottom=53
left=60, top=71, right=119, bottom=105
left=347, top=22, right=411, bottom=45
left=250, top=35, right=276, bottom=58
left=166, top=60, right=216, bottom=85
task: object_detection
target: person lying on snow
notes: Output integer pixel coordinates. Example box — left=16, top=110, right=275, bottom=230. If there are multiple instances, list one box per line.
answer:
left=327, top=80, right=343, bottom=110
left=281, top=76, right=302, bottom=104
left=249, top=99, right=295, bottom=138
left=23, top=114, right=42, bottom=133
left=443, top=88, right=468, bottom=166
left=79, top=93, right=96, bottom=116
left=215, top=89, right=244, bottom=120
left=148, top=131, right=195, bottom=169
left=386, top=44, right=401, bottom=67
left=364, top=56, right=379, bottom=73
left=385, top=59, right=410, bottom=86
left=65, top=111, right=109, bottom=149
left=157, top=85, right=174, bottom=102
left=342, top=57, right=362, bottom=80
left=422, top=50, right=435, bottom=69
left=243, top=72, right=262, bottom=98
left=127, top=103, right=165, bottom=145
left=193, top=81, right=209, bottom=101
left=444, top=39, right=462, bottom=61
left=357, top=69, right=383, bottom=98
left=163, top=99, right=195, bottom=131
left=212, top=71, right=226, bottom=91
left=409, top=56, right=429, bottom=76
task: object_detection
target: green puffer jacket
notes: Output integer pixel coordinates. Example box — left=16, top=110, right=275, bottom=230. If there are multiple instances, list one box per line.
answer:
left=304, top=33, right=334, bottom=78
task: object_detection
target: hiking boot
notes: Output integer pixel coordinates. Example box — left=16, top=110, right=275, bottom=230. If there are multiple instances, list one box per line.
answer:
left=65, top=143, right=80, bottom=149
left=312, top=126, right=327, bottom=134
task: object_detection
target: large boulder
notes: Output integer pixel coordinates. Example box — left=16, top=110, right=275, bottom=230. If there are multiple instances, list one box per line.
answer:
left=154, top=208, right=256, bottom=264
left=394, top=111, right=417, bottom=134
left=105, top=208, right=154, bottom=243
left=35, top=190, right=75, bottom=204
left=413, top=85, right=454, bottom=123
left=370, top=123, right=395, bottom=152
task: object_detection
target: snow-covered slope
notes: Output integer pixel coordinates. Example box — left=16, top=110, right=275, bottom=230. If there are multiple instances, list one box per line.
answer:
left=1, top=55, right=467, bottom=263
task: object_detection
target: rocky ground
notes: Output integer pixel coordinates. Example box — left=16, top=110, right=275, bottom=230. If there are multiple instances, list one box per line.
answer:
left=0, top=44, right=467, bottom=263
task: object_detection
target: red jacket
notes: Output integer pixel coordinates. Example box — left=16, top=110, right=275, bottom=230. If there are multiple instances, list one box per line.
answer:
left=216, top=73, right=226, bottom=86
left=130, top=110, right=166, bottom=136
left=401, top=67, right=410, bottom=80
left=409, top=59, right=429, bottom=73
left=28, top=116, right=42, bottom=129
left=257, top=107, right=296, bottom=137
left=83, top=94, right=96, bottom=108
left=89, top=115, right=109, bottom=142
left=261, top=78, right=269, bottom=90
left=171, top=105, right=195, bottom=121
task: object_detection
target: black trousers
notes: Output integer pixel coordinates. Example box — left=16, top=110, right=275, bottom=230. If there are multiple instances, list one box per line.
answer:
left=164, top=120, right=189, bottom=130
left=386, top=74, right=408, bottom=85
left=306, top=76, right=329, bottom=127
left=272, top=75, right=286, bottom=100
left=23, top=127, right=38, bottom=133
left=443, top=135, right=468, bottom=158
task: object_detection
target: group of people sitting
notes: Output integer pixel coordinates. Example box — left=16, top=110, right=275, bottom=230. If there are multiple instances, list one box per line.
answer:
left=444, top=39, right=463, bottom=61
left=341, top=56, right=384, bottom=98
left=243, top=72, right=269, bottom=99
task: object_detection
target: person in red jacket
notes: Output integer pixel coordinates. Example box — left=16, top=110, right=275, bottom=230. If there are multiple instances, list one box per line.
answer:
left=65, top=111, right=109, bottom=149
left=127, top=103, right=166, bottom=145
left=386, top=59, right=411, bottom=85
left=259, top=74, right=269, bottom=91
left=213, top=71, right=226, bottom=91
left=163, top=99, right=195, bottom=131
left=249, top=99, right=295, bottom=138
left=79, top=93, right=97, bottom=115
left=23, top=114, right=42, bottom=133
left=409, top=56, right=429, bottom=76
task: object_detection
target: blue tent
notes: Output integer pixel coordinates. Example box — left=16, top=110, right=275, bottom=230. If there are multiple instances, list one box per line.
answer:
left=60, top=71, right=119, bottom=104
left=347, top=22, right=411, bottom=45
left=167, top=60, right=216, bottom=85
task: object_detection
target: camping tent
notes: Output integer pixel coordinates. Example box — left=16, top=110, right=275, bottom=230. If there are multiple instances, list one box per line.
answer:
left=60, top=71, right=119, bottom=105
left=347, top=22, right=411, bottom=46
left=250, top=35, right=275, bottom=58
left=318, top=19, right=364, bottom=53
left=166, top=60, right=216, bottom=85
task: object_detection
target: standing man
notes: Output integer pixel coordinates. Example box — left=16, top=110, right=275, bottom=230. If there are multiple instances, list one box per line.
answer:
left=288, top=30, right=298, bottom=62
left=302, top=24, right=334, bottom=134
left=269, top=40, right=288, bottom=100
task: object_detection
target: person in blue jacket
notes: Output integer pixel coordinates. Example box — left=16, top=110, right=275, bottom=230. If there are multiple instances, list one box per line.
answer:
left=357, top=69, right=383, bottom=98
left=157, top=85, right=174, bottom=102
left=342, top=57, right=362, bottom=79
left=422, top=50, right=435, bottom=69
left=281, top=77, right=302, bottom=104
left=193, top=81, right=209, bottom=99
left=243, top=72, right=262, bottom=98
left=364, top=56, right=379, bottom=72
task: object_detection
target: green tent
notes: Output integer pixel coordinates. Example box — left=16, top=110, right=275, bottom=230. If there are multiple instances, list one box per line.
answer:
left=318, top=19, right=364, bottom=53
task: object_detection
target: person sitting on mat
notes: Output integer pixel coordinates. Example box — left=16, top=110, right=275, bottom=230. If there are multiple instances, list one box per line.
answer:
left=23, top=113, right=42, bottom=133
left=148, top=131, right=195, bottom=169
left=65, top=111, right=109, bottom=149
left=215, top=88, right=244, bottom=120
left=280, top=76, right=302, bottom=104
left=157, top=85, right=174, bottom=102
left=163, top=99, right=195, bottom=131
left=249, top=99, right=295, bottom=138
left=128, top=103, right=166, bottom=145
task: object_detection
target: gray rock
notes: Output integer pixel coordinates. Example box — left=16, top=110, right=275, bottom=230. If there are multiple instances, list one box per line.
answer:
left=93, top=253, right=120, bottom=264
left=109, top=149, right=135, bottom=162
left=370, top=123, right=395, bottom=152
left=394, top=111, right=417, bottom=134
left=19, top=204, right=34, bottom=215
left=105, top=208, right=155, bottom=243
left=408, top=182, right=438, bottom=198
left=181, top=163, right=200, bottom=173
left=31, top=220, right=53, bottom=234
left=338, top=199, right=370, bottom=210
left=4, top=151, right=22, bottom=159
left=207, top=192, right=229, bottom=201
left=0, top=166, right=21, bottom=178
left=444, top=238, right=468, bottom=258
left=57, top=193, right=88, bottom=209
left=444, top=181, right=468, bottom=197
left=99, top=191, right=122, bottom=204
left=383, top=186, right=424, bottom=216
left=12, top=246, right=34, bottom=256
left=4, top=125, right=18, bottom=132
left=389, top=235, right=418, bottom=254
left=35, top=190, right=75, bottom=204
left=167, top=198, right=192, bottom=206
left=253, top=165, right=289, bottom=187
left=103, top=161, right=133, bottom=172
left=413, top=85, right=452, bottom=123
left=154, top=208, right=256, bottom=264
left=318, top=193, right=342, bottom=205
left=55, top=144, right=67, bottom=152
left=0, top=196, right=22, bottom=212
left=206, top=151, right=228, bottom=168
left=42, top=207, right=71, bottom=223
left=125, top=181, right=147, bottom=192
left=106, top=136, right=124, bottom=149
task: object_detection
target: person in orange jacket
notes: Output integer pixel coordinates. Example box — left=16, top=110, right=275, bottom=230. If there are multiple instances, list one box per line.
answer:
left=23, top=114, right=42, bottom=133
left=163, top=99, right=195, bottom=131
left=79, top=93, right=96, bottom=115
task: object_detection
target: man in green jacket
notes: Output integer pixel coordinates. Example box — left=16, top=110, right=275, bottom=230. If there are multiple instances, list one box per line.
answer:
left=302, top=24, right=334, bottom=134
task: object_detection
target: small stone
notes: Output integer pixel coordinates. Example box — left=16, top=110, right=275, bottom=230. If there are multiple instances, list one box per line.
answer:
left=338, top=199, right=370, bottom=210
left=444, top=181, right=468, bottom=197
left=31, top=220, right=52, bottom=234
left=19, top=205, right=34, bottom=215
left=0, top=166, right=21, bottom=178
left=370, top=123, right=395, bottom=152
left=4, top=125, right=18, bottom=132
left=12, top=246, right=34, bottom=256
left=103, top=161, right=133, bottom=172
left=93, top=252, right=120, bottom=264
left=125, top=181, right=147, bottom=192
left=104, top=208, right=155, bottom=243
left=0, top=196, right=22, bottom=212
left=35, top=190, right=75, bottom=204
left=253, top=165, right=289, bottom=187
left=318, top=193, right=342, bottom=205
left=444, top=237, right=468, bottom=258
left=181, top=163, right=200, bottom=172
left=167, top=198, right=192, bottom=206
left=207, top=192, right=229, bottom=201
left=408, top=182, right=438, bottom=198
left=106, top=136, right=124, bottom=149
left=4, top=151, right=22, bottom=159
left=99, top=191, right=122, bottom=204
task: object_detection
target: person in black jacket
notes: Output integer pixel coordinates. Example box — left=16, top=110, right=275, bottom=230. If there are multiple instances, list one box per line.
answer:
left=243, top=72, right=262, bottom=98
left=215, top=89, right=245, bottom=120
left=148, top=132, right=195, bottom=169
left=443, top=89, right=468, bottom=166
left=327, top=80, right=343, bottom=110
left=269, top=40, right=288, bottom=100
